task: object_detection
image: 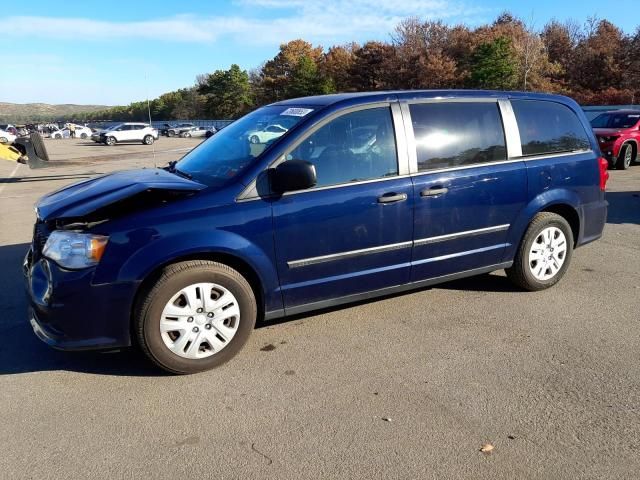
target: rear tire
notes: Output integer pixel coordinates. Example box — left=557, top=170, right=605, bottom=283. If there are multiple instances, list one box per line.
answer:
left=506, top=212, right=573, bottom=291
left=616, top=144, right=632, bottom=170
left=0, top=137, right=7, bottom=144
left=168, top=131, right=175, bottom=137
left=143, top=135, right=154, bottom=145
left=250, top=135, right=259, bottom=144
left=181, top=132, right=191, bottom=138
left=135, top=260, right=257, bottom=374
left=80, top=133, right=88, bottom=139
left=30, top=132, right=49, bottom=161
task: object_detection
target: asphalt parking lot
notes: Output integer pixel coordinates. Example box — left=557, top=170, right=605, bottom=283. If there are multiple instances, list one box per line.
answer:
left=1, top=139, right=639, bottom=479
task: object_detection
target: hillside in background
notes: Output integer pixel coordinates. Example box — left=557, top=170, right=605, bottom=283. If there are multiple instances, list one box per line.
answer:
left=0, top=102, right=111, bottom=123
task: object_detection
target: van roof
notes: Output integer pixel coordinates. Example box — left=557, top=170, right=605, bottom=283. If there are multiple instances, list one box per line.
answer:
left=270, top=89, right=577, bottom=108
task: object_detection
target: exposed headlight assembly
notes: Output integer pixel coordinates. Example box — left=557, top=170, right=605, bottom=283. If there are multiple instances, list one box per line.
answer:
left=43, top=231, right=109, bottom=269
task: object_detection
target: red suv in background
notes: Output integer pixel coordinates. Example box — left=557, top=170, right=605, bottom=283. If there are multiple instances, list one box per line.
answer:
left=591, top=110, right=640, bottom=170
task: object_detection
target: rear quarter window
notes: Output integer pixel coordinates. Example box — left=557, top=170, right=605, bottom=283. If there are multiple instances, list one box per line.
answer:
left=512, top=100, right=590, bottom=156
left=409, top=102, right=507, bottom=172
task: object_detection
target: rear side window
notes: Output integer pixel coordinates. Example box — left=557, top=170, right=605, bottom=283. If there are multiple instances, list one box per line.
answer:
left=512, top=100, right=590, bottom=156
left=409, top=102, right=506, bottom=172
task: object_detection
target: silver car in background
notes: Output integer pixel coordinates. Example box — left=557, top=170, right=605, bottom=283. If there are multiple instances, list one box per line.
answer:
left=180, top=126, right=217, bottom=138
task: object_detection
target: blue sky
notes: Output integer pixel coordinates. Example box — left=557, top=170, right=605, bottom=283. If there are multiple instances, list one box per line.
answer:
left=3, top=0, right=638, bottom=105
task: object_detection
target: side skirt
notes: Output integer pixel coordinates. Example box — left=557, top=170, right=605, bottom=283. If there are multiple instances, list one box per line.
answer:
left=263, top=262, right=513, bottom=320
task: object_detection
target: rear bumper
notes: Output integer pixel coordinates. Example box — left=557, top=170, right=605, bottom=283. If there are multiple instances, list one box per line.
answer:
left=24, top=250, right=137, bottom=351
left=578, top=199, right=608, bottom=247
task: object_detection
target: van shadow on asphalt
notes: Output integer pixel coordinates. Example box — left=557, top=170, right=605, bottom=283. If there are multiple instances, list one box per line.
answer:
left=605, top=191, right=640, bottom=225
left=0, top=243, right=165, bottom=377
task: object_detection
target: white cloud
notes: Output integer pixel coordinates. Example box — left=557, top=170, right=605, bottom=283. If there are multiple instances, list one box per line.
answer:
left=4, top=1, right=487, bottom=46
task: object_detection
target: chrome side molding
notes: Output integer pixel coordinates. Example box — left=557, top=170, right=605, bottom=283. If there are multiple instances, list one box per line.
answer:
left=413, top=224, right=510, bottom=246
left=287, top=241, right=413, bottom=269
left=288, top=224, right=510, bottom=268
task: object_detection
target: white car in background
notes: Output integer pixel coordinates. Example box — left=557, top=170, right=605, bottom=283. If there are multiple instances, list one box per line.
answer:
left=50, top=125, right=93, bottom=139
left=0, top=129, right=17, bottom=144
left=100, top=123, right=159, bottom=146
left=247, top=124, right=288, bottom=144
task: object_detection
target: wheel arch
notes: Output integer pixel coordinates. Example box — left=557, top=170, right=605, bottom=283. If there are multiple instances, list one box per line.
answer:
left=621, top=139, right=638, bottom=159
left=120, top=225, right=284, bottom=335
left=131, top=250, right=266, bottom=328
left=538, top=203, right=580, bottom=246
left=503, top=189, right=582, bottom=263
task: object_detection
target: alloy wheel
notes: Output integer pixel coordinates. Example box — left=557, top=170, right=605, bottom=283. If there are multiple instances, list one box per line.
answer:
left=624, top=147, right=632, bottom=168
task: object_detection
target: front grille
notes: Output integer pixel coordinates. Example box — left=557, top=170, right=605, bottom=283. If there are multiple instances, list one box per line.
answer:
left=32, top=221, right=50, bottom=260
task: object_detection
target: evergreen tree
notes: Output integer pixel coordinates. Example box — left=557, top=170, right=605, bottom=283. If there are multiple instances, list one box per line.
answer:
left=470, top=37, right=518, bottom=89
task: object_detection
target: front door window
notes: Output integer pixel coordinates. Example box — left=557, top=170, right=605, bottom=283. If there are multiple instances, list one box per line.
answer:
left=286, top=107, right=399, bottom=187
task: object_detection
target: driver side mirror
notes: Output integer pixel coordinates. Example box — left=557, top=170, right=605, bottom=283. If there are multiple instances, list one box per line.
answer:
left=271, top=160, right=317, bottom=193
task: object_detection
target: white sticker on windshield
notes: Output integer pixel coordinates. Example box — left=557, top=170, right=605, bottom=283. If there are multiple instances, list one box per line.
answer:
left=280, top=107, right=313, bottom=117
left=628, top=115, right=640, bottom=118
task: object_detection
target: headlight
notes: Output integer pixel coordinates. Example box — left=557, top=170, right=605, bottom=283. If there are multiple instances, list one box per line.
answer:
left=42, top=231, right=109, bottom=269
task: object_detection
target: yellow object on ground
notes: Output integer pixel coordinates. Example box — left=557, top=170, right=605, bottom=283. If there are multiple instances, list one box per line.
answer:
left=0, top=143, right=24, bottom=163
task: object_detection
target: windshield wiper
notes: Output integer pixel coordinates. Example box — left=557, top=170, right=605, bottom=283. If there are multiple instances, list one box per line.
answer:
left=166, top=161, right=192, bottom=179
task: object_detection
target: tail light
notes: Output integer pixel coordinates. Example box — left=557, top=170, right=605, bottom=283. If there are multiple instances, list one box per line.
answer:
left=598, top=157, right=609, bottom=191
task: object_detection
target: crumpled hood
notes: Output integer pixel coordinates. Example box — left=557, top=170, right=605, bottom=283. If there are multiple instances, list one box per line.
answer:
left=37, top=168, right=206, bottom=221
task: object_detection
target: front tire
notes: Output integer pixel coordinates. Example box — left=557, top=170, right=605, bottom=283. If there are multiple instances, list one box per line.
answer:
left=250, top=135, right=260, bottom=144
left=181, top=132, right=191, bottom=138
left=506, top=212, right=573, bottom=291
left=616, top=144, right=632, bottom=170
left=135, top=260, right=257, bottom=374
left=105, top=136, right=116, bottom=146
left=168, top=131, right=175, bottom=137
left=80, top=133, right=88, bottom=139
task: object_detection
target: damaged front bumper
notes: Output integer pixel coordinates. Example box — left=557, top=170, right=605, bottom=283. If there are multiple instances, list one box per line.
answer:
left=24, top=248, right=138, bottom=351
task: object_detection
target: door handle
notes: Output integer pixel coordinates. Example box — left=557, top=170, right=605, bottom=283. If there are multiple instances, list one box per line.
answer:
left=420, top=186, right=449, bottom=197
left=377, top=192, right=407, bottom=204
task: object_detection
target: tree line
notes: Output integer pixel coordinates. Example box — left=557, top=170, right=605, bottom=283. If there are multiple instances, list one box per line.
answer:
left=73, top=13, right=640, bottom=123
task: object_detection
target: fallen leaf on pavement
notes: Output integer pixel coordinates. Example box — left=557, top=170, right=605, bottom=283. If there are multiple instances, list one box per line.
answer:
left=480, top=443, right=494, bottom=454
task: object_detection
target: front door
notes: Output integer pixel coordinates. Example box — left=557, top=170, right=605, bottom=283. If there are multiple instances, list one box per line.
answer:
left=271, top=105, right=414, bottom=311
left=406, top=100, right=527, bottom=281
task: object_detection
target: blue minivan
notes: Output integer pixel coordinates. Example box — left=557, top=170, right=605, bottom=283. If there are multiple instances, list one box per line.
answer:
left=25, top=90, right=609, bottom=373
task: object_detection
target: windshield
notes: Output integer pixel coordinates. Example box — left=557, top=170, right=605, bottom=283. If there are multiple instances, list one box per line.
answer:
left=176, top=105, right=314, bottom=186
left=591, top=113, right=640, bottom=129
